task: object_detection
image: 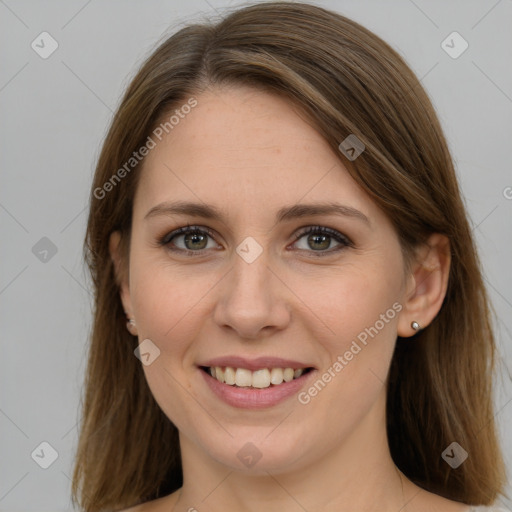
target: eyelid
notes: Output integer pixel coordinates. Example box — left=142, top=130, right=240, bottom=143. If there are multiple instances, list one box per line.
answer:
left=159, top=224, right=353, bottom=256
left=293, top=226, right=353, bottom=245
left=160, top=224, right=218, bottom=245
left=158, top=225, right=221, bottom=257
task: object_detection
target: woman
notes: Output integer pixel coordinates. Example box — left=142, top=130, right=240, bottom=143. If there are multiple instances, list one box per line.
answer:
left=72, top=2, right=509, bottom=511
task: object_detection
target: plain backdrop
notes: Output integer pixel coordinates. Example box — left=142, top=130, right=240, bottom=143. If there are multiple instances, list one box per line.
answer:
left=1, top=0, right=511, bottom=510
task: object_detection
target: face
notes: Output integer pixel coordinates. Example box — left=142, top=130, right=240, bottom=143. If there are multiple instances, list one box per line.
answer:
left=119, top=85, right=413, bottom=474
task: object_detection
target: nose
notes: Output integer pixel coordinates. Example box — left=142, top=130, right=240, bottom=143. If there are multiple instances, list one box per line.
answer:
left=212, top=247, right=291, bottom=340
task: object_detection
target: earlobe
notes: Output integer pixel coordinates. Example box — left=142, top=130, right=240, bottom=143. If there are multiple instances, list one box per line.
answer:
left=126, top=317, right=138, bottom=336
left=397, top=234, right=451, bottom=337
left=109, top=231, right=137, bottom=335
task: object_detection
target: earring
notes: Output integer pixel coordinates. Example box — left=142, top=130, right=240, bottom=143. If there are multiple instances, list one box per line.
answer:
left=126, top=318, right=137, bottom=333
left=411, top=321, right=421, bottom=332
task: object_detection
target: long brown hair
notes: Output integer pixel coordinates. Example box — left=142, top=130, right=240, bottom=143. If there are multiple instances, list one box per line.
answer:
left=72, top=2, right=507, bottom=509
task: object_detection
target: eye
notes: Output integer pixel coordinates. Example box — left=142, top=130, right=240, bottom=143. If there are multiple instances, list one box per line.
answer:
left=159, top=224, right=353, bottom=257
left=159, top=225, right=219, bottom=255
left=291, top=226, right=353, bottom=256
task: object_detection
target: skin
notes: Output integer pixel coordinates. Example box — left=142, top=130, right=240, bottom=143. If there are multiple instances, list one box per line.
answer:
left=111, top=85, right=464, bottom=512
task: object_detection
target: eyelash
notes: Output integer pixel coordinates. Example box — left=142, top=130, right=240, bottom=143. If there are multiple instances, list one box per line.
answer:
left=158, top=224, right=353, bottom=257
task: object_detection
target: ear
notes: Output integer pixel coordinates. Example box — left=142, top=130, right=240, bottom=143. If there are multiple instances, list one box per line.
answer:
left=397, top=233, right=451, bottom=337
left=109, top=231, right=137, bottom=336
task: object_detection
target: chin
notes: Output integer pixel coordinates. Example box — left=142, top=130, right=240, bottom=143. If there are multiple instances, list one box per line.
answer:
left=192, top=423, right=320, bottom=475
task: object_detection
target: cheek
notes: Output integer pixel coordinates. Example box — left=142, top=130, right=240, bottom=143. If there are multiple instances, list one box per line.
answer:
left=297, top=258, right=402, bottom=345
left=130, top=257, right=214, bottom=342
left=296, top=258, right=403, bottom=400
left=129, top=262, right=209, bottom=432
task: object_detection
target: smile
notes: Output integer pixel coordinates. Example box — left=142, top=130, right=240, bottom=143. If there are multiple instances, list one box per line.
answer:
left=198, top=358, right=316, bottom=409
left=202, top=366, right=312, bottom=388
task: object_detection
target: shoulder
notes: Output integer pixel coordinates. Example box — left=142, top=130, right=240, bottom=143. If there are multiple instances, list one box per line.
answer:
left=401, top=483, right=473, bottom=512
left=120, top=491, right=180, bottom=512
left=402, top=479, right=509, bottom=512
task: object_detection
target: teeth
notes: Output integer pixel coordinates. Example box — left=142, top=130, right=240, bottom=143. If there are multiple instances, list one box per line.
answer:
left=252, top=369, right=270, bottom=388
left=283, top=368, right=294, bottom=382
left=270, top=368, right=284, bottom=385
left=224, top=366, right=236, bottom=385
left=208, top=366, right=307, bottom=388
left=235, top=368, right=252, bottom=387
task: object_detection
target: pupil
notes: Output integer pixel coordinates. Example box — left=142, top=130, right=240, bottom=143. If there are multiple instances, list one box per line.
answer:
left=309, top=233, right=330, bottom=250
left=182, top=232, right=332, bottom=251
left=185, top=232, right=207, bottom=250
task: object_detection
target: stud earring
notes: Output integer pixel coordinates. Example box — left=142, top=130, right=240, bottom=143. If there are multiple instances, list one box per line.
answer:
left=126, top=318, right=137, bottom=333
left=411, top=321, right=421, bottom=332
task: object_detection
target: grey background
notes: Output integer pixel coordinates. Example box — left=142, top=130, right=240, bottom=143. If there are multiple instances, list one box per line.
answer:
left=1, top=0, right=511, bottom=510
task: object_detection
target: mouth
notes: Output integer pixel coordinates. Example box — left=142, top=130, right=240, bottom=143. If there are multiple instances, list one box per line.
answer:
left=198, top=358, right=317, bottom=409
left=200, top=365, right=314, bottom=389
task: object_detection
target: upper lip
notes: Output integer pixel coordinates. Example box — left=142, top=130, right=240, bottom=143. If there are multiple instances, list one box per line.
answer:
left=199, top=356, right=314, bottom=372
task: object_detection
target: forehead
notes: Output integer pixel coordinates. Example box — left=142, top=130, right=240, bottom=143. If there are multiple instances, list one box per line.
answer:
left=134, top=86, right=377, bottom=222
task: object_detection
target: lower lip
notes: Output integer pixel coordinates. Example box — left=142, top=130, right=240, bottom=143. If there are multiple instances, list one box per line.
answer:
left=200, top=369, right=315, bottom=409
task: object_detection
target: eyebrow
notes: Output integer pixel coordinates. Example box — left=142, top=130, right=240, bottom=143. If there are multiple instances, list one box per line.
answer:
left=144, top=200, right=370, bottom=225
